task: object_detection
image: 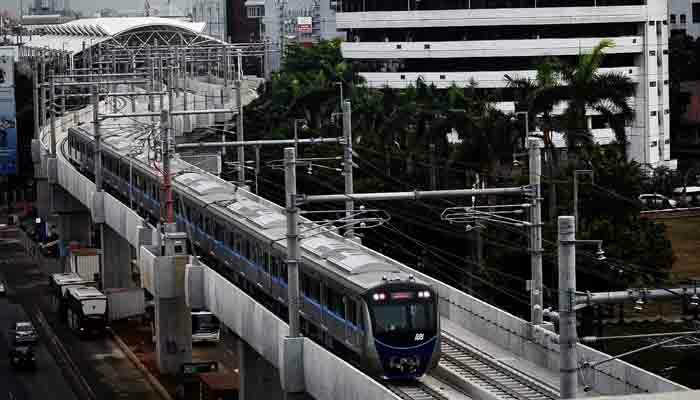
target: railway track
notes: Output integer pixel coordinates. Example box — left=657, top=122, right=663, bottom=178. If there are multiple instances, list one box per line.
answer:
left=388, top=381, right=452, bottom=400
left=439, top=336, right=559, bottom=400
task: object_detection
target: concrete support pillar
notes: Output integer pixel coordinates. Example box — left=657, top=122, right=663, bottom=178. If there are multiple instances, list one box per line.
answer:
left=102, top=224, right=135, bottom=289
left=154, top=295, right=192, bottom=374
left=153, top=249, right=192, bottom=374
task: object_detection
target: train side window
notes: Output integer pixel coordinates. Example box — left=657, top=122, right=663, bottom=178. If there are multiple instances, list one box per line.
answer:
left=347, top=299, right=357, bottom=326
left=300, top=273, right=310, bottom=296
left=262, top=248, right=270, bottom=273
left=280, top=262, right=288, bottom=283
left=227, top=229, right=235, bottom=248
left=198, top=214, right=204, bottom=230
left=242, top=239, right=249, bottom=259
left=214, top=223, right=224, bottom=242
left=174, top=196, right=180, bottom=214
left=327, top=288, right=345, bottom=319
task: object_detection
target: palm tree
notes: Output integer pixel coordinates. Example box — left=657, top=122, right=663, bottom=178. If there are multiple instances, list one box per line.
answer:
left=556, top=39, right=635, bottom=155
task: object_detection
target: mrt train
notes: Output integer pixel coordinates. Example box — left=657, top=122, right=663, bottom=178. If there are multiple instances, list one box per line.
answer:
left=66, top=124, right=440, bottom=379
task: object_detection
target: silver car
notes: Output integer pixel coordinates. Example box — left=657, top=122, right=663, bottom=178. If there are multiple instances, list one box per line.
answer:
left=12, top=322, right=39, bottom=345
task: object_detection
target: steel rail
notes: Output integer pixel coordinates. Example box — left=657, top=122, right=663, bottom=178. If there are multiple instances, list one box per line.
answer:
left=440, top=336, right=559, bottom=400
left=387, top=381, right=452, bottom=400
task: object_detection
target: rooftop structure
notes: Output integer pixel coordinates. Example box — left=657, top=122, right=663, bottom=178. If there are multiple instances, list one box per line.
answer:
left=18, top=17, right=213, bottom=57
left=336, top=1, right=674, bottom=169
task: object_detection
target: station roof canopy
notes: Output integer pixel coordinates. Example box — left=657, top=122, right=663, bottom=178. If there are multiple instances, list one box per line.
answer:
left=20, top=17, right=216, bottom=56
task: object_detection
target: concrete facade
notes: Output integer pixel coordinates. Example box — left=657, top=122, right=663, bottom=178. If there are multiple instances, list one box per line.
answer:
left=336, top=1, right=674, bottom=169
left=670, top=0, right=700, bottom=37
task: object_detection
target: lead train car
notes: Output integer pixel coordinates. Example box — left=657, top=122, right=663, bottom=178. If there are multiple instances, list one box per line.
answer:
left=66, top=125, right=441, bottom=379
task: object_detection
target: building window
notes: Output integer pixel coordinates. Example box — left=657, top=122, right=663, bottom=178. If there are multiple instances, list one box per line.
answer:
left=440, top=75, right=446, bottom=79
left=651, top=141, right=658, bottom=147
left=246, top=6, right=264, bottom=18
left=694, top=4, right=700, bottom=23
left=649, top=21, right=655, bottom=26
left=664, top=80, right=669, bottom=85
left=665, top=139, right=670, bottom=144
left=424, top=44, right=431, bottom=49
left=671, top=14, right=677, bottom=24
left=649, top=50, right=656, bottom=56
left=650, top=111, right=657, bottom=116
left=396, top=44, right=402, bottom=49
left=665, top=109, right=670, bottom=114
left=650, top=81, right=657, bottom=87
left=663, top=49, right=669, bottom=54
left=681, top=14, right=687, bottom=24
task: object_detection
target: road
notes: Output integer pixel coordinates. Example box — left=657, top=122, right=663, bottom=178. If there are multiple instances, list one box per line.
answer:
left=0, top=240, right=161, bottom=400
left=0, top=254, right=78, bottom=400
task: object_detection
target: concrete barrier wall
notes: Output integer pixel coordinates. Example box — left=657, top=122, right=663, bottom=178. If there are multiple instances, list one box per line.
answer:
left=103, top=193, right=149, bottom=249
left=412, top=270, right=686, bottom=394
left=197, top=263, right=400, bottom=400
left=139, top=245, right=157, bottom=295
left=303, top=339, right=399, bottom=400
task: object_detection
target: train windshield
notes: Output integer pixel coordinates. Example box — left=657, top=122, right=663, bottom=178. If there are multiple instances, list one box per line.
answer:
left=371, top=302, right=435, bottom=335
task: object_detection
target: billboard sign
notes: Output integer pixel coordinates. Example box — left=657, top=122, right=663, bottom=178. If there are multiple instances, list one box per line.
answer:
left=297, top=16, right=312, bottom=33
left=0, top=46, right=17, bottom=175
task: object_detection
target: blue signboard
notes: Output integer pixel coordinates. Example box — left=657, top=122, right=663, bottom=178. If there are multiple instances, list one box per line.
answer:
left=0, top=47, right=16, bottom=176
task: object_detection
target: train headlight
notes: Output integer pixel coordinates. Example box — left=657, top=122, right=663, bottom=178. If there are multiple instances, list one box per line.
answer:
left=373, top=293, right=387, bottom=301
left=417, top=291, right=431, bottom=298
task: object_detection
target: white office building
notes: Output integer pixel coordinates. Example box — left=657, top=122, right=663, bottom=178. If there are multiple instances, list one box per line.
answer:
left=336, top=1, right=674, bottom=169
left=669, top=0, right=700, bottom=37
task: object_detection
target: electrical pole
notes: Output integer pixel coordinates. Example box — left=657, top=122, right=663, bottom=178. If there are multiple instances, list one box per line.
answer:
left=33, top=64, right=39, bottom=140
left=235, top=79, right=245, bottom=186
left=92, top=86, right=104, bottom=289
left=284, top=147, right=300, bottom=338
left=49, top=77, right=56, bottom=156
left=92, top=86, right=102, bottom=192
left=529, top=137, right=543, bottom=325
left=342, top=100, right=355, bottom=240
left=558, top=216, right=577, bottom=399
left=161, top=67, right=174, bottom=234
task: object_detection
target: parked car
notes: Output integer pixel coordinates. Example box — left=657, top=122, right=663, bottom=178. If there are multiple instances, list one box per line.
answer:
left=638, top=193, right=677, bottom=210
left=0, top=280, right=6, bottom=296
left=11, top=321, right=39, bottom=345
left=8, top=346, right=36, bottom=370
